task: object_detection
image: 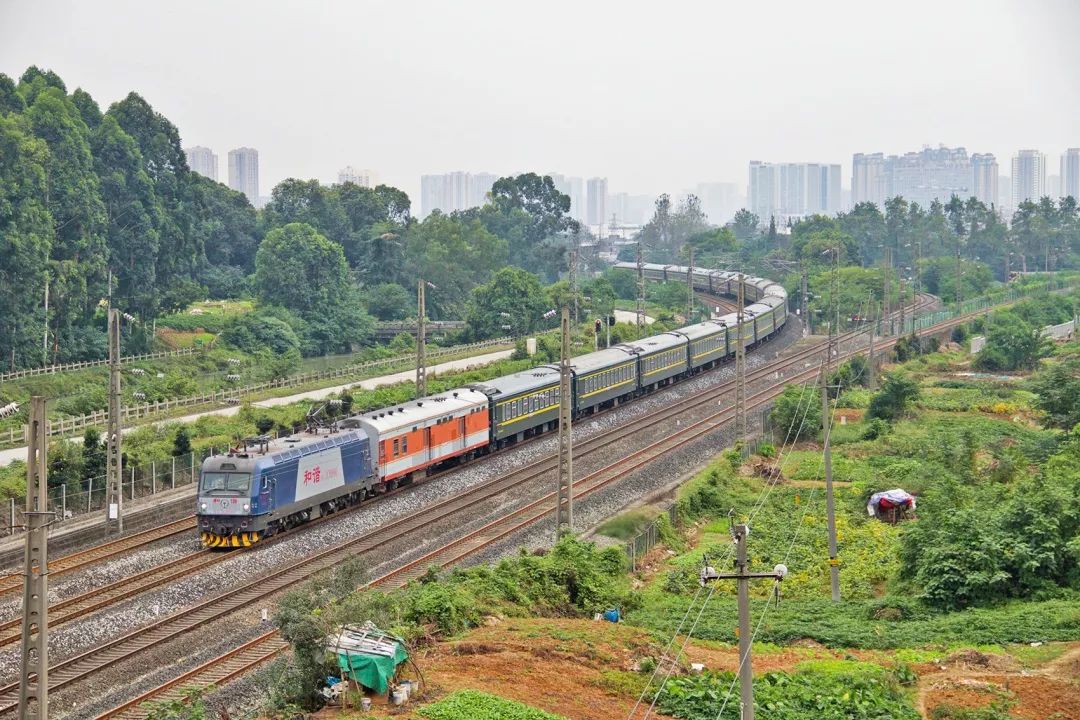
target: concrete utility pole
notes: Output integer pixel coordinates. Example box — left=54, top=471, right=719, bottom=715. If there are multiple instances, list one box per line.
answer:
left=735, top=275, right=747, bottom=445
left=799, top=262, right=809, bottom=336
left=820, top=361, right=841, bottom=602
left=700, top=519, right=787, bottom=720
left=867, top=303, right=877, bottom=390
left=899, top=277, right=907, bottom=334
left=18, top=397, right=52, bottom=720
left=955, top=237, right=963, bottom=314
left=416, top=279, right=427, bottom=399
left=569, top=247, right=579, bottom=324
left=882, top=244, right=891, bottom=336
left=686, top=246, right=694, bottom=323
left=636, top=241, right=646, bottom=330
left=105, top=309, right=123, bottom=536
left=555, top=307, right=573, bottom=540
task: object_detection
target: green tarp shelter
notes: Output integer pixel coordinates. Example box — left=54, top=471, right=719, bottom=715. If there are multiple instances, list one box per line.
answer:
left=328, top=623, right=409, bottom=694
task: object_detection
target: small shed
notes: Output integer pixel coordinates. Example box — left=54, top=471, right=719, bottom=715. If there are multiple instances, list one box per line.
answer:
left=867, top=489, right=916, bottom=523
left=327, top=623, right=409, bottom=694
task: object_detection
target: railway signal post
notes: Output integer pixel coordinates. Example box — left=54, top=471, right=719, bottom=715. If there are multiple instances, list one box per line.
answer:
left=555, top=307, right=573, bottom=539
left=18, top=396, right=52, bottom=720
left=105, top=308, right=123, bottom=535
left=416, top=279, right=427, bottom=399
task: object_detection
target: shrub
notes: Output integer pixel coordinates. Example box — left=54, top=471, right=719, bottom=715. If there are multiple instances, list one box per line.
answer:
left=419, top=690, right=569, bottom=720
left=866, top=373, right=920, bottom=422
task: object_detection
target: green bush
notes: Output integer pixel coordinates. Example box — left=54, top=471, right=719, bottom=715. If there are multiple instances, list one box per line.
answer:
left=657, top=670, right=919, bottom=719
left=419, top=690, right=568, bottom=720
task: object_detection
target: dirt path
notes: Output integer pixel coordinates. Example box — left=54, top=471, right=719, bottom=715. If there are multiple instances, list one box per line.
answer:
left=915, top=644, right=1080, bottom=719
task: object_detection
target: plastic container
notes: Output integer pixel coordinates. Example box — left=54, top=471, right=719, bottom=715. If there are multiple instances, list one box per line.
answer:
left=361, top=697, right=372, bottom=711
left=400, top=680, right=413, bottom=700
left=392, top=688, right=406, bottom=706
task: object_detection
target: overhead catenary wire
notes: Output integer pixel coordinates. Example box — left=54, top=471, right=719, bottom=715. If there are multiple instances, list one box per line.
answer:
left=632, top=298, right=885, bottom=720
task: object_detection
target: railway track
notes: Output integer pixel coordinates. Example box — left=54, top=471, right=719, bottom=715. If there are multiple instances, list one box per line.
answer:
left=0, top=517, right=194, bottom=598
left=6, top=310, right=816, bottom=716
left=86, top=287, right=1076, bottom=718
left=23, top=295, right=939, bottom=717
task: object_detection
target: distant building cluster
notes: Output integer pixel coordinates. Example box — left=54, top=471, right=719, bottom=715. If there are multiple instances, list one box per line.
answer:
left=183, top=145, right=261, bottom=207
left=748, top=161, right=842, bottom=225
left=419, top=171, right=499, bottom=218
left=849, top=146, right=1079, bottom=218
left=337, top=166, right=377, bottom=187
left=852, top=146, right=991, bottom=209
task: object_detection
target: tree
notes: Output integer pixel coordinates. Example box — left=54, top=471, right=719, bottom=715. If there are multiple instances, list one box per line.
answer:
left=255, top=223, right=353, bottom=313
left=866, top=372, right=920, bottom=421
left=405, top=211, right=507, bottom=317
left=82, top=428, right=107, bottom=480
left=172, top=427, right=192, bottom=457
left=0, top=73, right=25, bottom=116
left=731, top=209, right=759, bottom=242
left=837, top=202, right=885, bottom=265
left=974, top=311, right=1049, bottom=371
left=24, top=86, right=108, bottom=348
left=466, top=267, right=551, bottom=339
left=0, top=114, right=52, bottom=369
left=769, top=384, right=822, bottom=441
left=365, top=282, right=414, bottom=320
left=481, top=173, right=574, bottom=279
left=254, top=223, right=372, bottom=355
left=92, top=114, right=161, bottom=319
left=107, top=91, right=214, bottom=318
left=220, top=311, right=302, bottom=356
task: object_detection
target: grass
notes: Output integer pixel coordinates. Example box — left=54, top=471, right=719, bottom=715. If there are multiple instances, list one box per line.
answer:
left=417, top=690, right=569, bottom=720
left=595, top=508, right=659, bottom=541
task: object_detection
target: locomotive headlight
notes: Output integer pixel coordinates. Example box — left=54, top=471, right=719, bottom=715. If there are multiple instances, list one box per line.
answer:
left=200, top=502, right=207, bottom=511
left=243, top=503, right=250, bottom=512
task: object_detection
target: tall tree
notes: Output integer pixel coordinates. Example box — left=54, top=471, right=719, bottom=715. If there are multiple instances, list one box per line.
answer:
left=0, top=73, right=25, bottom=116
left=731, top=209, right=759, bottom=242
left=108, top=92, right=200, bottom=303
left=91, top=115, right=161, bottom=318
left=466, top=266, right=551, bottom=339
left=22, top=86, right=108, bottom=350
left=0, top=115, right=52, bottom=368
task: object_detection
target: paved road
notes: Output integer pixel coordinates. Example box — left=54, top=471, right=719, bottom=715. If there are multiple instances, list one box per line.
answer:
left=0, top=349, right=514, bottom=467
left=613, top=310, right=655, bottom=324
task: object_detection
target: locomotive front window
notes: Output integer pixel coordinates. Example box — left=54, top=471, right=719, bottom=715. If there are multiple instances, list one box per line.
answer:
left=200, top=472, right=251, bottom=494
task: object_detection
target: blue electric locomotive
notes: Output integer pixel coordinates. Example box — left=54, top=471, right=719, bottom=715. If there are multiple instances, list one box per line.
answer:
left=197, top=429, right=374, bottom=547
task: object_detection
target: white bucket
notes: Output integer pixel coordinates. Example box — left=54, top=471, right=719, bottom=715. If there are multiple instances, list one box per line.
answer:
left=392, top=689, right=406, bottom=706
left=361, top=697, right=372, bottom=711
left=400, top=680, right=413, bottom=700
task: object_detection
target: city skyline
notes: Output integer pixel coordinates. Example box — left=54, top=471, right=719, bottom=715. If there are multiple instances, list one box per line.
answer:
left=3, top=1, right=1076, bottom=205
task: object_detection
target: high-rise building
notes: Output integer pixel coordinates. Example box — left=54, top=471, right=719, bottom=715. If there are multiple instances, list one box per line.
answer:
left=852, top=153, right=888, bottom=207
left=586, top=177, right=608, bottom=228
left=971, top=154, right=999, bottom=207
left=337, top=166, right=376, bottom=187
left=228, top=147, right=259, bottom=204
left=1047, top=175, right=1061, bottom=200
left=694, top=182, right=742, bottom=225
left=1062, top=149, right=1080, bottom=200
left=855, top=147, right=998, bottom=209
left=419, top=171, right=498, bottom=217
left=184, top=146, right=218, bottom=181
left=549, top=173, right=587, bottom=223
left=749, top=161, right=840, bottom=223
left=1011, top=150, right=1046, bottom=207
left=748, top=161, right=778, bottom=223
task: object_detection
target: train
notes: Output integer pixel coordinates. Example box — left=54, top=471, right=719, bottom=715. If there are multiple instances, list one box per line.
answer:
left=197, top=264, right=788, bottom=548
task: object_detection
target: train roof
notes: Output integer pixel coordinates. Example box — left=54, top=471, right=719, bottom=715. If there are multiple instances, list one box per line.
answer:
left=469, top=366, right=560, bottom=398
left=562, top=346, right=637, bottom=375
left=202, top=427, right=368, bottom=473
left=621, top=332, right=688, bottom=355
left=346, top=387, right=488, bottom=435
left=673, top=320, right=728, bottom=341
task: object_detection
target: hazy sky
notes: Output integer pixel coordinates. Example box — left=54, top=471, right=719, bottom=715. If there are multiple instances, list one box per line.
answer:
left=2, top=0, right=1078, bottom=203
